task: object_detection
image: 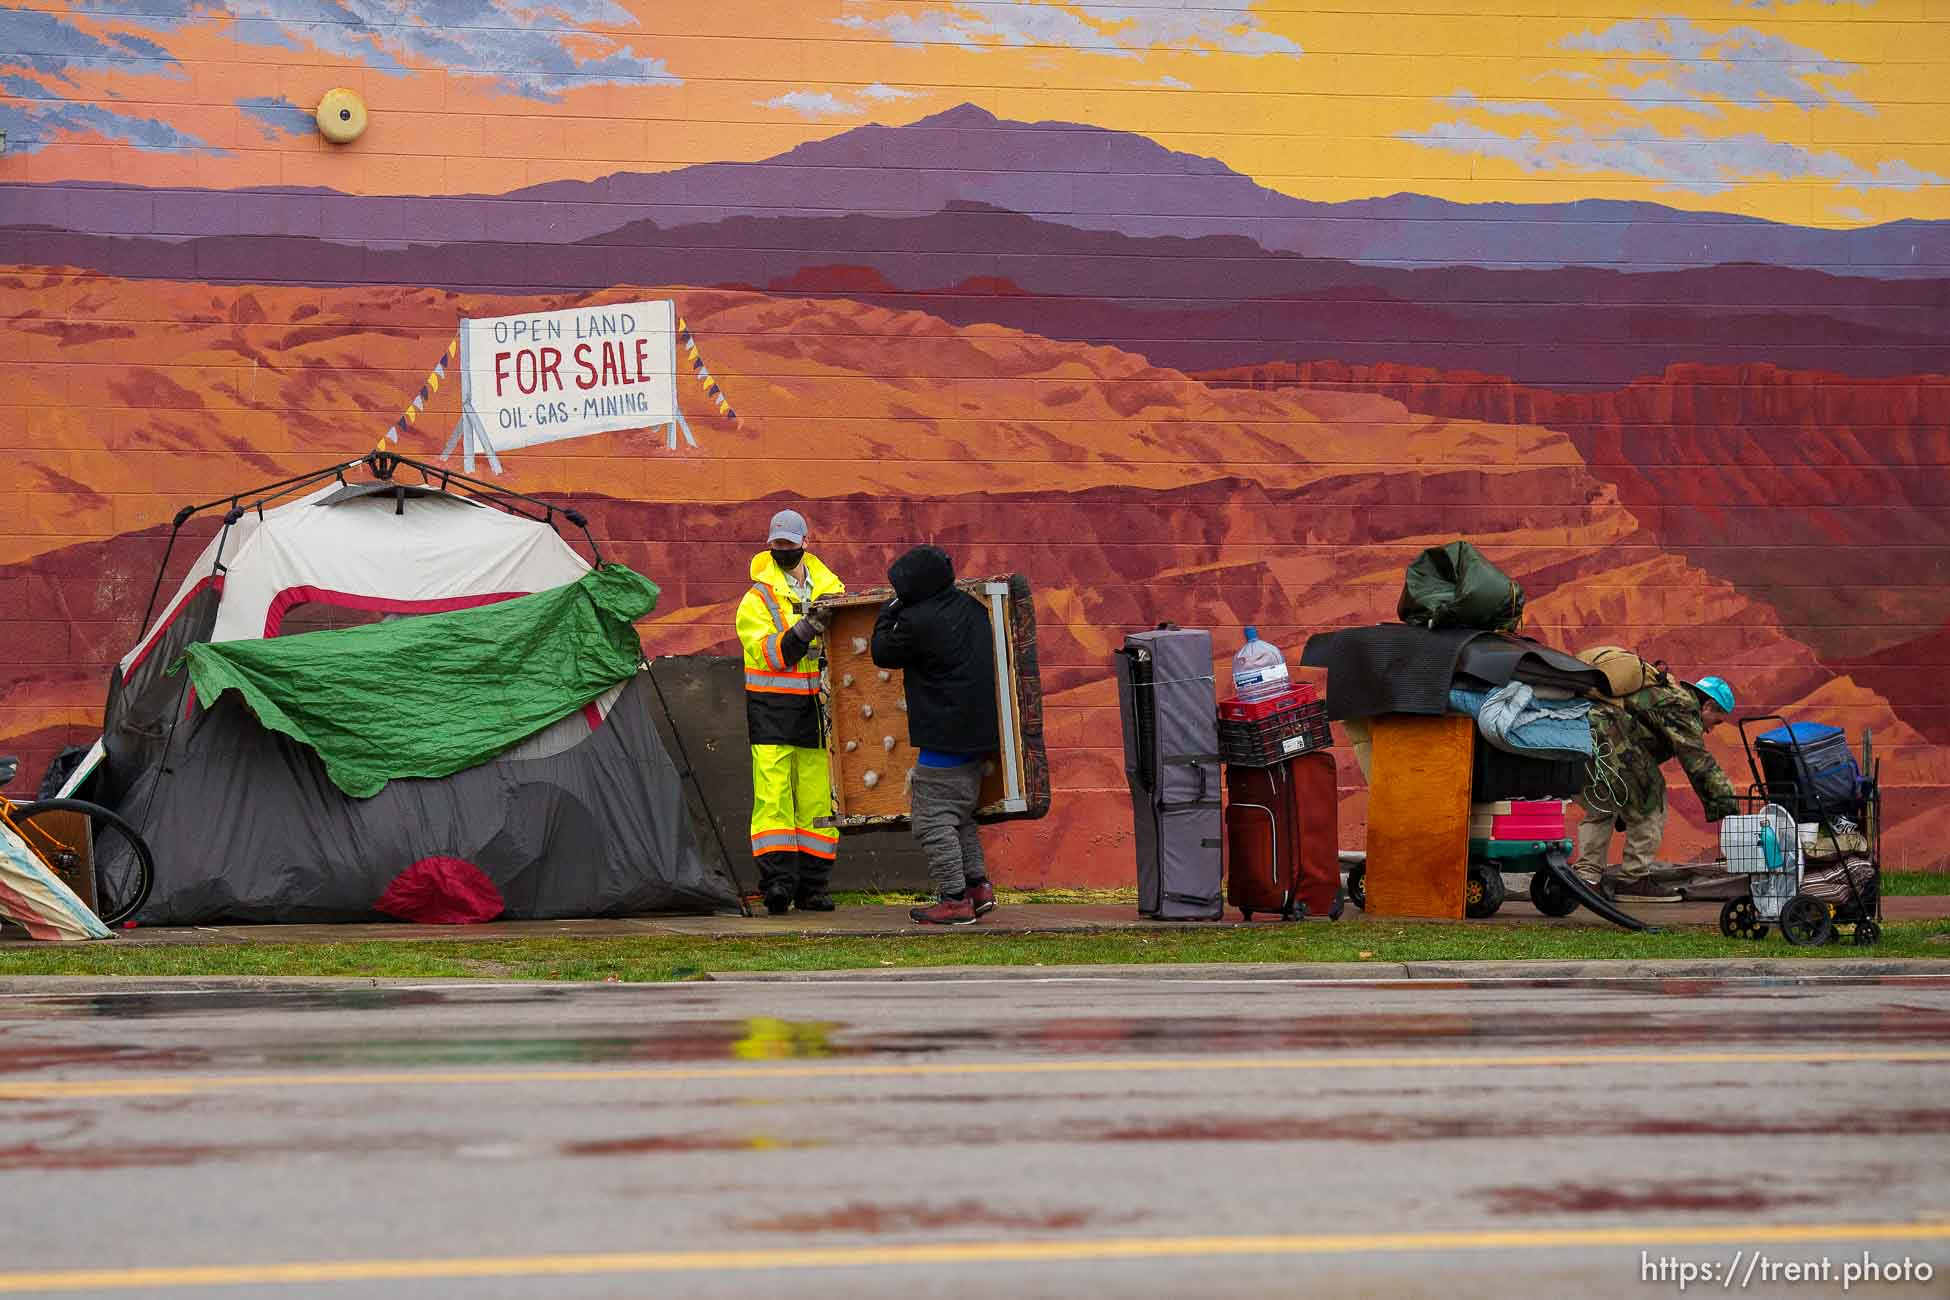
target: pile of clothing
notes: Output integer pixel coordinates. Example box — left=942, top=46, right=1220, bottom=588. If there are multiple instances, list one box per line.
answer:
left=1299, top=542, right=1608, bottom=799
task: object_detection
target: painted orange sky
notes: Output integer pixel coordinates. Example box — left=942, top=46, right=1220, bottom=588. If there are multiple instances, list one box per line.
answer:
left=3, top=0, right=1945, bottom=225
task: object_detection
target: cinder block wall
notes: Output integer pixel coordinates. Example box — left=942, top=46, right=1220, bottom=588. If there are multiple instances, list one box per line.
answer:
left=3, top=4, right=1947, bottom=883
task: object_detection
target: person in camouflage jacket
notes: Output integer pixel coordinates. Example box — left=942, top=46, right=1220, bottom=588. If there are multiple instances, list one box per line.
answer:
left=1575, top=673, right=1741, bottom=898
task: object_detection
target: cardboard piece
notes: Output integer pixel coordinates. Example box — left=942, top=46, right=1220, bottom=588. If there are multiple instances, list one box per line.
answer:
left=643, top=655, right=936, bottom=892
left=14, top=808, right=97, bottom=914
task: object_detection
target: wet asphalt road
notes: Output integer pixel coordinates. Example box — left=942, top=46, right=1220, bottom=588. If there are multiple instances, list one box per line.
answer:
left=2, top=974, right=1948, bottom=1298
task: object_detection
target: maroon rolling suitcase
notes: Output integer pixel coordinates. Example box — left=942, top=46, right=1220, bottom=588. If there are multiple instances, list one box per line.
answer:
left=1225, top=761, right=1295, bottom=919
left=1224, top=752, right=1342, bottom=921
left=1285, top=750, right=1341, bottom=919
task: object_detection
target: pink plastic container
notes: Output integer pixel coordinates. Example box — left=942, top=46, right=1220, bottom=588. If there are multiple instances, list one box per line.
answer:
left=1492, top=800, right=1569, bottom=840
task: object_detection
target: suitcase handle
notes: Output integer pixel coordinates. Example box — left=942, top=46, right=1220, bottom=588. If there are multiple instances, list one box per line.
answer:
left=1162, top=752, right=1218, bottom=805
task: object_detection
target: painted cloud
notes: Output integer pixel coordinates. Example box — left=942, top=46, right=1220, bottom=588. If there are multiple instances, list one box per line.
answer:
left=1559, top=17, right=1868, bottom=115
left=238, top=94, right=316, bottom=138
left=1, top=0, right=683, bottom=153
left=1406, top=15, right=1938, bottom=198
left=225, top=0, right=681, bottom=101
left=837, top=0, right=1301, bottom=59
left=762, top=82, right=922, bottom=118
left=1410, top=121, right=1940, bottom=196
left=0, top=8, right=217, bottom=151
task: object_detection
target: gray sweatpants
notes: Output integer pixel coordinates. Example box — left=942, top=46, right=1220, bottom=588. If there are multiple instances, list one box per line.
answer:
left=910, top=761, right=988, bottom=899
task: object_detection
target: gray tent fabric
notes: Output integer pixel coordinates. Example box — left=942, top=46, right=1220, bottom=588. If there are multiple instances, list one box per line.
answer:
left=99, top=578, right=224, bottom=812
left=115, top=672, right=736, bottom=924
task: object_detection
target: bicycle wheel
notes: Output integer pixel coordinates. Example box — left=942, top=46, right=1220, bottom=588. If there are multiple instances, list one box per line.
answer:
left=11, top=798, right=155, bottom=927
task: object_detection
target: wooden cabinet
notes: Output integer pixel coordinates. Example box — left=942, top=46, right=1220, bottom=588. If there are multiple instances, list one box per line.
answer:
left=811, top=576, right=1049, bottom=832
left=1364, top=712, right=1473, bottom=919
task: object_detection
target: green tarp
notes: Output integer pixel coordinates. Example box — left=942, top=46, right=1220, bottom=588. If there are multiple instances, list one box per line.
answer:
left=178, top=565, right=659, bottom=799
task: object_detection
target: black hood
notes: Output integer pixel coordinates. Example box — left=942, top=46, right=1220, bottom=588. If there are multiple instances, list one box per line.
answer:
left=889, top=545, right=955, bottom=602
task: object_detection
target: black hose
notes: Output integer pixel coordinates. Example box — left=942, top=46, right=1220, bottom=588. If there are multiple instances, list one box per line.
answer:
left=1541, top=849, right=1657, bottom=933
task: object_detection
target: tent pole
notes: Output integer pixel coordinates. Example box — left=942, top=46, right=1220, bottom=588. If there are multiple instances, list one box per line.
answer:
left=137, top=459, right=365, bottom=633
left=138, top=506, right=195, bottom=636
left=647, top=658, right=752, bottom=916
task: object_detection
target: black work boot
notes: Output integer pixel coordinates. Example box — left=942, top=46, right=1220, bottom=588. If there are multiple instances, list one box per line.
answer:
left=757, top=851, right=798, bottom=916
left=793, top=850, right=834, bottom=911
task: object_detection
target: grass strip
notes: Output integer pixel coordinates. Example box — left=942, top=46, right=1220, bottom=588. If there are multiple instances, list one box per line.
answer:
left=1885, top=870, right=1950, bottom=896
left=0, top=920, right=1943, bottom=982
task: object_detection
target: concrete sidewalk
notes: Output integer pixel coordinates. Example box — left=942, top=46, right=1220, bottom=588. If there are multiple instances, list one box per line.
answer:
left=5, top=895, right=1948, bottom=949
left=5, top=958, right=1949, bottom=991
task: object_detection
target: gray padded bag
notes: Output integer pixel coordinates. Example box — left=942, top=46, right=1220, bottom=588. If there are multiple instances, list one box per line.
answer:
left=1115, top=626, right=1223, bottom=920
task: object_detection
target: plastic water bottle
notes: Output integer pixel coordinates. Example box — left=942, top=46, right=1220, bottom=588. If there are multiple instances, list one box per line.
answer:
left=1231, top=627, right=1290, bottom=703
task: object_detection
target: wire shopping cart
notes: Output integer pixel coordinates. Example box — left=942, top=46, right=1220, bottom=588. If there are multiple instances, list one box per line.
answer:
left=1719, top=716, right=1882, bottom=947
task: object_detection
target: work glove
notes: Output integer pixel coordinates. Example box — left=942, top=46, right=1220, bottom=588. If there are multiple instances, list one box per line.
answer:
left=791, top=616, right=821, bottom=643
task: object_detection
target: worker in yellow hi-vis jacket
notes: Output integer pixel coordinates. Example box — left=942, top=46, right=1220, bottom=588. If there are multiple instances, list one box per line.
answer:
left=735, top=509, right=845, bottom=913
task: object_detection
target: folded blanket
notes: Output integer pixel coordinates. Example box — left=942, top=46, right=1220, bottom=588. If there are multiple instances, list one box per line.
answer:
left=1450, top=682, right=1594, bottom=760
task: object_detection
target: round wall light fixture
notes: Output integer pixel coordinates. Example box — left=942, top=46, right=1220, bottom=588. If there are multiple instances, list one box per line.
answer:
left=316, top=88, right=367, bottom=144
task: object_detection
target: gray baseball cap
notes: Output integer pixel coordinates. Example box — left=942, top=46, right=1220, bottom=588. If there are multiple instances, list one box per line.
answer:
left=767, top=509, right=808, bottom=545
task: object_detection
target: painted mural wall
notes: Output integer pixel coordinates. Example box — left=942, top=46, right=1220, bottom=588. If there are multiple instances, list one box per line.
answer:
left=2, top=0, right=1947, bottom=885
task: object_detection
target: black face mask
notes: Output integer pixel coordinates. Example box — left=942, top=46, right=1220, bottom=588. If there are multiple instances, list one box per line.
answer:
left=770, top=546, right=804, bottom=572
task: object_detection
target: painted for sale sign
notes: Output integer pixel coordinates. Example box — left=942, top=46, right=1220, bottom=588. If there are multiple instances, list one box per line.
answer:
left=455, top=300, right=683, bottom=468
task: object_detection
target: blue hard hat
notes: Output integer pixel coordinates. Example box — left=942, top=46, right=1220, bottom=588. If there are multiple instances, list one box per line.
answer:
left=1692, top=675, right=1735, bottom=713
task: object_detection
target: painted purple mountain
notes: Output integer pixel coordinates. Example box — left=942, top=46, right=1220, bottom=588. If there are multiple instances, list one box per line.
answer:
left=8, top=198, right=1949, bottom=387
left=5, top=104, right=1949, bottom=277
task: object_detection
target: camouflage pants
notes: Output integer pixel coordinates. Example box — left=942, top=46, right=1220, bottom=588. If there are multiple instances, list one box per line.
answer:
left=1574, top=789, right=1667, bottom=884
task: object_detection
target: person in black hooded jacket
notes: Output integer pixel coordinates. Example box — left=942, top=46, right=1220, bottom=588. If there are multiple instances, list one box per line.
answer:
left=871, top=545, right=1000, bottom=925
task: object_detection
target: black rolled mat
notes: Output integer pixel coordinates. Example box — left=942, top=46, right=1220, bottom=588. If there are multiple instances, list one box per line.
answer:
left=1299, top=625, right=1487, bottom=720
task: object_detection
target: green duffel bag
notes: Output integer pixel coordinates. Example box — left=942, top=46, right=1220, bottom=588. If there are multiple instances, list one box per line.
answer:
left=1397, top=540, right=1526, bottom=632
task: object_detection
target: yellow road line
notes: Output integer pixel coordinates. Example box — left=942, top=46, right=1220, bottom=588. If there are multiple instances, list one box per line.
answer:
left=2, top=1047, right=1945, bottom=1100
left=4, top=1221, right=1948, bottom=1292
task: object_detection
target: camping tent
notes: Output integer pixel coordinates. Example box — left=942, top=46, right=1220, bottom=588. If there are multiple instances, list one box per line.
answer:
left=96, top=457, right=737, bottom=924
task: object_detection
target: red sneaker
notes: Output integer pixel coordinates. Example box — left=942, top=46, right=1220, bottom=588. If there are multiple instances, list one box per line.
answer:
left=909, top=898, right=977, bottom=926
left=966, top=879, right=997, bottom=917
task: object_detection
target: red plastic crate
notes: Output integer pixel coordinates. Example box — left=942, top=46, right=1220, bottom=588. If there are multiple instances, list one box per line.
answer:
left=1218, top=682, right=1318, bottom=722
left=1218, top=697, right=1332, bottom=768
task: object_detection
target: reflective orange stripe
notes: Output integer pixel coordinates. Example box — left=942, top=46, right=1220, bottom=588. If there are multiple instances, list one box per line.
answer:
left=796, top=829, right=839, bottom=860
left=750, top=830, right=800, bottom=854
left=746, top=669, right=819, bottom=695
left=751, top=584, right=794, bottom=669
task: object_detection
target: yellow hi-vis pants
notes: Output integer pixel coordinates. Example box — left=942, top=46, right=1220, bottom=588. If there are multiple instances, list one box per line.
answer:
left=749, top=743, right=838, bottom=892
